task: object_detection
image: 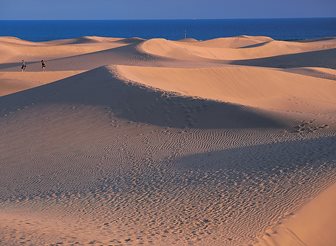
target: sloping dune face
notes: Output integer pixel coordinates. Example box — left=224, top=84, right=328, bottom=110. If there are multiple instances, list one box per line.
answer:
left=255, top=182, right=336, bottom=246
left=0, top=36, right=336, bottom=246
left=116, top=65, right=336, bottom=113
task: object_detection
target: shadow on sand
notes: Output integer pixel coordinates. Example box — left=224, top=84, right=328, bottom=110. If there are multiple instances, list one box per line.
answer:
left=0, top=66, right=287, bottom=129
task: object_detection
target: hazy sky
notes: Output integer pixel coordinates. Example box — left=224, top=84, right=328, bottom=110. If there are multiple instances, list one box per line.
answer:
left=1, top=0, right=335, bottom=20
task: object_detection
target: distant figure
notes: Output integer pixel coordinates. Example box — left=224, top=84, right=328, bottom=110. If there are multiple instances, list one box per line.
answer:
left=21, top=60, right=27, bottom=72
left=41, top=60, right=46, bottom=71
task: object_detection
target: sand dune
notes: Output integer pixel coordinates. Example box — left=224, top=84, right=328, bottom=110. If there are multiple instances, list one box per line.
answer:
left=0, top=35, right=335, bottom=245
left=2, top=35, right=335, bottom=72
left=0, top=36, right=130, bottom=63
left=0, top=66, right=286, bottom=129
left=140, top=36, right=336, bottom=61
left=0, top=36, right=36, bottom=45
left=117, top=65, right=336, bottom=113
left=188, top=36, right=274, bottom=48
left=0, top=41, right=170, bottom=72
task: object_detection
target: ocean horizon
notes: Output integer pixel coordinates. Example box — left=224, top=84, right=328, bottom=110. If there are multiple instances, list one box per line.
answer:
left=0, top=18, right=335, bottom=42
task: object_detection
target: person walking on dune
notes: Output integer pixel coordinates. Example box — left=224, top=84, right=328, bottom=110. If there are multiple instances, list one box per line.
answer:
left=21, top=60, right=27, bottom=72
left=41, top=60, right=46, bottom=71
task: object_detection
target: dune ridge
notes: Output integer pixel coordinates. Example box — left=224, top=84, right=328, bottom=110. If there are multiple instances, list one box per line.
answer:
left=116, top=65, right=336, bottom=113
left=0, top=66, right=287, bottom=129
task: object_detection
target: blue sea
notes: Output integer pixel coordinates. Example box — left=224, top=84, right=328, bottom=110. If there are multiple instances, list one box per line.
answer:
left=0, top=18, right=335, bottom=42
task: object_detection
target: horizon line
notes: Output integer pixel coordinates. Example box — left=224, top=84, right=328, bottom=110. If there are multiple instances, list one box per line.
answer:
left=1, top=17, right=336, bottom=21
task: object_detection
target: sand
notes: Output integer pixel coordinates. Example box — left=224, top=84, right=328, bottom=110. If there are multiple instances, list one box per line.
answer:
left=255, top=182, right=336, bottom=246
left=0, top=35, right=335, bottom=245
left=0, top=71, right=82, bottom=96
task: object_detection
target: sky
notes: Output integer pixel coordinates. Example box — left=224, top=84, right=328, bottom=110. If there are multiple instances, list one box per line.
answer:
left=1, top=0, right=335, bottom=20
